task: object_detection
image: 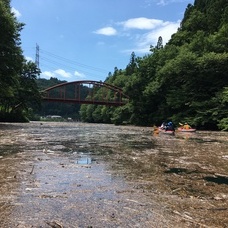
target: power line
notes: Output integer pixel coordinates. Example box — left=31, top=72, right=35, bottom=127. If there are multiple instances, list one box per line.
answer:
left=40, top=61, right=102, bottom=80
left=40, top=55, right=103, bottom=78
left=40, top=48, right=108, bottom=73
left=29, top=45, right=111, bottom=81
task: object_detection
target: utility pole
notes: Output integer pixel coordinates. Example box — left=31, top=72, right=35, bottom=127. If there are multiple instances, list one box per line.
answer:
left=35, top=43, right=40, bottom=68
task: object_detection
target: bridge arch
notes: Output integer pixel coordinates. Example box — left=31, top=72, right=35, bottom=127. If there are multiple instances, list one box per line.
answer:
left=42, top=80, right=129, bottom=106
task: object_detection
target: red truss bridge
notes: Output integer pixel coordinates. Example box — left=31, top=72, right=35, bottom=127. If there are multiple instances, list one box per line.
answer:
left=42, top=80, right=129, bottom=106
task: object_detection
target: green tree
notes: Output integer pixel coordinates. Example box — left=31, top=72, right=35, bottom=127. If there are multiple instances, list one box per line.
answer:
left=0, top=0, right=24, bottom=121
left=78, top=0, right=228, bottom=130
left=0, top=1, right=42, bottom=121
left=125, top=52, right=138, bottom=75
left=18, top=61, right=41, bottom=109
left=156, top=36, right=163, bottom=49
left=0, top=0, right=24, bottom=105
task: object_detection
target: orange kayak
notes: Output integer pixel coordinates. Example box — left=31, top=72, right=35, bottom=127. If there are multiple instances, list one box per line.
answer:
left=177, top=128, right=196, bottom=132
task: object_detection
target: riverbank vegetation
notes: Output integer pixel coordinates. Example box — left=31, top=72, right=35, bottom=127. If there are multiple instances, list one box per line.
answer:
left=0, top=0, right=41, bottom=122
left=80, top=0, right=228, bottom=130
left=0, top=0, right=228, bottom=130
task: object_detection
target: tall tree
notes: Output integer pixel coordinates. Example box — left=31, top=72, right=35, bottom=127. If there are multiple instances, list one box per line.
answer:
left=17, top=61, right=41, bottom=110
left=156, top=36, right=163, bottom=49
left=0, top=0, right=41, bottom=121
left=125, top=52, right=137, bottom=75
left=79, top=0, right=228, bottom=130
left=0, top=0, right=24, bottom=100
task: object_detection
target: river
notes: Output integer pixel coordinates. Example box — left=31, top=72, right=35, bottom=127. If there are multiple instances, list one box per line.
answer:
left=0, top=122, right=227, bottom=227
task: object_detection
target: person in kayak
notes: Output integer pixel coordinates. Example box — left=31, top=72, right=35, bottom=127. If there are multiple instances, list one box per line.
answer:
left=183, top=122, right=191, bottom=129
left=165, top=121, right=175, bottom=131
left=160, top=122, right=166, bottom=129
left=179, top=122, right=191, bottom=129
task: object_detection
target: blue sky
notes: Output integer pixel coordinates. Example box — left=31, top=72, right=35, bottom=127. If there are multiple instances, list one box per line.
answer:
left=11, top=0, right=194, bottom=82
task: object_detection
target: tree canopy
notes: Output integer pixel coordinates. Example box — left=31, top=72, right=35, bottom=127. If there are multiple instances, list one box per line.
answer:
left=1, top=0, right=227, bottom=130
left=0, top=0, right=41, bottom=121
left=79, top=0, right=228, bottom=130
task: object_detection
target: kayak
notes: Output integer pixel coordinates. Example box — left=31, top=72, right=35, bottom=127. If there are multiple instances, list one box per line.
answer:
left=177, top=128, right=196, bottom=132
left=159, top=127, right=175, bottom=135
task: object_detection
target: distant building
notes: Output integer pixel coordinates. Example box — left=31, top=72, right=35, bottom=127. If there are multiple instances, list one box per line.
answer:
left=46, top=115, right=62, bottom=119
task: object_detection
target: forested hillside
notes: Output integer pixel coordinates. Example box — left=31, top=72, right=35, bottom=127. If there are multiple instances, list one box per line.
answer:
left=80, top=0, right=228, bottom=130
left=36, top=78, right=81, bottom=120
left=1, top=0, right=227, bottom=130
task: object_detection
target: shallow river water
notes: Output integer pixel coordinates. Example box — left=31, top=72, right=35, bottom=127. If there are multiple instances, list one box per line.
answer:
left=0, top=122, right=227, bottom=228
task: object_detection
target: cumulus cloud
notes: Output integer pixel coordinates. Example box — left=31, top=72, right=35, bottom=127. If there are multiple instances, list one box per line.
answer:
left=74, top=71, right=85, bottom=78
left=40, top=69, right=87, bottom=81
left=54, top=69, right=72, bottom=78
left=25, top=56, right=34, bottom=62
left=142, top=21, right=179, bottom=44
left=41, top=71, right=55, bottom=79
left=40, top=69, right=71, bottom=80
left=94, top=27, right=117, bottom=36
left=156, top=0, right=190, bottom=6
left=94, top=15, right=181, bottom=56
left=121, top=17, right=163, bottom=30
left=122, top=19, right=180, bottom=54
left=11, top=7, right=21, bottom=18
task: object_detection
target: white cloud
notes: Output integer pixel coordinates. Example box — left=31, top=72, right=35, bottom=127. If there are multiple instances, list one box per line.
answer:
left=94, top=27, right=117, bottom=36
left=121, top=17, right=163, bottom=30
left=157, top=0, right=166, bottom=5
left=54, top=69, right=72, bottom=78
left=40, top=69, right=71, bottom=80
left=123, top=20, right=180, bottom=54
left=11, top=7, right=21, bottom=18
left=156, top=21, right=181, bottom=42
left=93, top=15, right=181, bottom=57
left=156, top=0, right=190, bottom=6
left=25, top=56, right=34, bottom=62
left=41, top=71, right=55, bottom=79
left=141, top=21, right=180, bottom=46
left=40, top=69, right=87, bottom=81
left=74, top=71, right=85, bottom=79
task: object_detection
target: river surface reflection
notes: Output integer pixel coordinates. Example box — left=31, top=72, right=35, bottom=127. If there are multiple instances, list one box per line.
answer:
left=0, top=122, right=227, bottom=227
